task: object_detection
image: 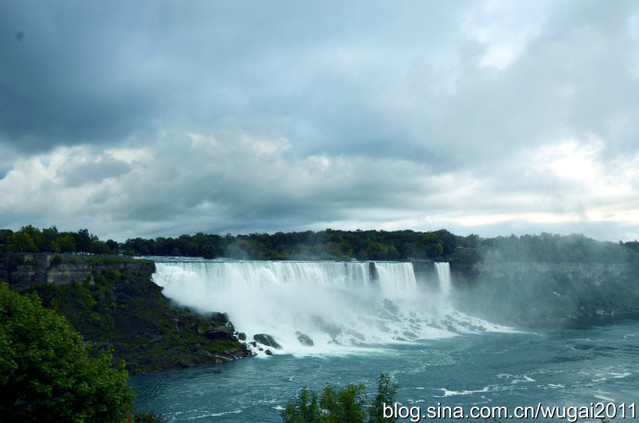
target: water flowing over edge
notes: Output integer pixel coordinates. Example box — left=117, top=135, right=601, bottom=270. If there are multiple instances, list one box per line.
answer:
left=435, top=262, right=451, bottom=297
left=152, top=259, right=511, bottom=356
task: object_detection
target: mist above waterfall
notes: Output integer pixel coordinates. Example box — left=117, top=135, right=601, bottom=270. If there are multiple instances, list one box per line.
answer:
left=453, top=233, right=639, bottom=326
left=153, top=259, right=507, bottom=356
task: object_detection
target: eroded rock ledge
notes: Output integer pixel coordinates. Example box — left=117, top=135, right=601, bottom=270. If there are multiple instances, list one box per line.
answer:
left=0, top=253, right=251, bottom=374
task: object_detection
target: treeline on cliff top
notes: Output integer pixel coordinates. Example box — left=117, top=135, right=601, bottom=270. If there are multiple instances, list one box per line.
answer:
left=1, top=225, right=638, bottom=263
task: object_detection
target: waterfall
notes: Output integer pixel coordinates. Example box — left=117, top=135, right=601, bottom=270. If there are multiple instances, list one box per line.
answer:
left=153, top=259, right=502, bottom=355
left=435, top=262, right=451, bottom=296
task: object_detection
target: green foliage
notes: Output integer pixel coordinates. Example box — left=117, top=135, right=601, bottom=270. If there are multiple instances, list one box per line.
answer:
left=58, top=234, right=77, bottom=253
left=131, top=409, right=167, bottom=423
left=368, top=374, right=399, bottom=423
left=6, top=226, right=40, bottom=252
left=0, top=282, right=134, bottom=422
left=106, top=239, right=120, bottom=253
left=32, top=265, right=248, bottom=375
left=3, top=224, right=471, bottom=260
left=75, top=229, right=92, bottom=252
left=448, top=248, right=481, bottom=265
left=6, top=224, right=637, bottom=264
left=0, top=228, right=13, bottom=246
left=4, top=226, right=114, bottom=255
left=0, top=224, right=482, bottom=261
left=336, top=385, right=367, bottom=423
left=281, top=374, right=397, bottom=423
left=120, top=229, right=471, bottom=261
left=282, top=388, right=321, bottom=423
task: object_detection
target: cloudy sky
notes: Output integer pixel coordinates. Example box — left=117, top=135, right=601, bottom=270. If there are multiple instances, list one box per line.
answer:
left=1, top=1, right=639, bottom=241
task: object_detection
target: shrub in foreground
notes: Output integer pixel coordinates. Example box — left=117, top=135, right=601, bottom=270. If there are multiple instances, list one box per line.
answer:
left=0, top=282, right=134, bottom=422
left=281, top=373, right=399, bottom=423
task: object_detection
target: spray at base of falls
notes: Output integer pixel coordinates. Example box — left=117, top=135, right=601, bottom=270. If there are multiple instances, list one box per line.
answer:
left=152, top=260, right=507, bottom=356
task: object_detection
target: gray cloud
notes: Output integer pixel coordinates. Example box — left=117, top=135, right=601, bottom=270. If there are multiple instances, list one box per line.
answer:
left=1, top=1, right=639, bottom=241
left=58, top=153, right=131, bottom=187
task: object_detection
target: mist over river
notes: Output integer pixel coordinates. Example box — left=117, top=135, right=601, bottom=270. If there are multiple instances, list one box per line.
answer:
left=131, top=259, right=639, bottom=422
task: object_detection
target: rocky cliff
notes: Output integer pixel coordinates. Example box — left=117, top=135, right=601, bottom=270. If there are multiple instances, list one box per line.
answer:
left=0, top=253, right=251, bottom=374
left=0, top=253, right=155, bottom=289
left=451, top=261, right=639, bottom=325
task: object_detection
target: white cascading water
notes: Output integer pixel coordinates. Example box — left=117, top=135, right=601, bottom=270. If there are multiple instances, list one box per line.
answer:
left=435, top=262, right=451, bottom=296
left=153, top=259, right=503, bottom=356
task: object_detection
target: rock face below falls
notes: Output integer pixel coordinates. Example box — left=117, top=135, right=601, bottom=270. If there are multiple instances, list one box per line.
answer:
left=0, top=253, right=251, bottom=374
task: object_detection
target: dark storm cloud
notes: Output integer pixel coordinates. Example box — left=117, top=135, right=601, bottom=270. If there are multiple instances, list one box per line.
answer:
left=1, top=0, right=639, bottom=241
left=0, top=0, right=471, bottom=159
left=0, top=1, right=161, bottom=152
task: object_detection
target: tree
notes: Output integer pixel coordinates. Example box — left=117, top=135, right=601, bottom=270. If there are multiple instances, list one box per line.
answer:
left=335, top=384, right=367, bottom=423
left=58, top=234, right=77, bottom=253
left=0, top=283, right=134, bottom=422
left=6, top=231, right=38, bottom=252
left=106, top=239, right=120, bottom=254
left=76, top=229, right=92, bottom=252
left=42, top=226, right=61, bottom=252
left=368, top=374, right=398, bottom=423
left=281, top=374, right=397, bottom=423
left=90, top=240, right=111, bottom=255
left=281, top=388, right=321, bottom=423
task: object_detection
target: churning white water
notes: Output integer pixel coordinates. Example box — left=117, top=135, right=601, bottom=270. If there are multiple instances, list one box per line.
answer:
left=152, top=259, right=504, bottom=355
